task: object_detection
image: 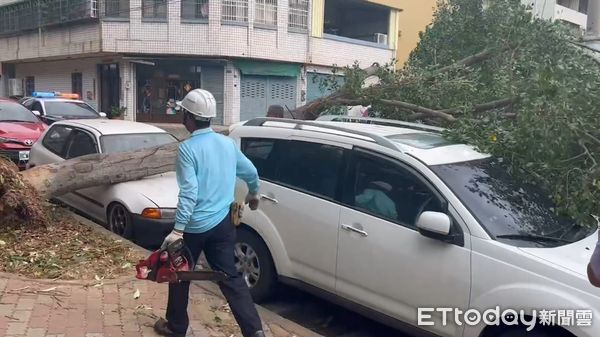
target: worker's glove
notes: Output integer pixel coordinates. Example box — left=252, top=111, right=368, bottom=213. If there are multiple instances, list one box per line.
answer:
left=161, top=229, right=184, bottom=250
left=245, top=192, right=260, bottom=211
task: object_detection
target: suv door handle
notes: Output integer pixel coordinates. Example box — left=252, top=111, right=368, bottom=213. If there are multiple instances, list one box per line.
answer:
left=260, top=194, right=279, bottom=204
left=341, top=224, right=368, bottom=237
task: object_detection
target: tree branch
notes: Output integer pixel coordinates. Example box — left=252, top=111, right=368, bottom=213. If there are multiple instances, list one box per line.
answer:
left=334, top=98, right=457, bottom=122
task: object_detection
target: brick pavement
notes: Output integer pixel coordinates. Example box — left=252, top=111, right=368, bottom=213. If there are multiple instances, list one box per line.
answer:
left=0, top=274, right=318, bottom=337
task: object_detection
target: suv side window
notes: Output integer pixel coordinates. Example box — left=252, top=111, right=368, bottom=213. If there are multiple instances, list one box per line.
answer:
left=42, top=125, right=74, bottom=158
left=345, top=148, right=444, bottom=228
left=241, top=138, right=278, bottom=181
left=65, top=130, right=98, bottom=159
left=275, top=140, right=346, bottom=200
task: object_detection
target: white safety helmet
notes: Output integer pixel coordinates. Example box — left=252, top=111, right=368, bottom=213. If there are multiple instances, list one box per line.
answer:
left=177, top=89, right=217, bottom=120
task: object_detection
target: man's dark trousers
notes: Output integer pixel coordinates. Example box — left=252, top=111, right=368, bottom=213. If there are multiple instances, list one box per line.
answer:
left=166, top=213, right=262, bottom=337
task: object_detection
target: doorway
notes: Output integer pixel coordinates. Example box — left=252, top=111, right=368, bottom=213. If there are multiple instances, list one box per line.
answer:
left=98, top=63, right=120, bottom=117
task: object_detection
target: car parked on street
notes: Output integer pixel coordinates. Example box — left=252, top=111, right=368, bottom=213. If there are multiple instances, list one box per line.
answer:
left=229, top=116, right=600, bottom=337
left=20, top=92, right=107, bottom=125
left=0, top=98, right=47, bottom=169
left=28, top=119, right=178, bottom=247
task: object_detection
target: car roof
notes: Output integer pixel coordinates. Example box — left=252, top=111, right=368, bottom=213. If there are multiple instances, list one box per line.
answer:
left=238, top=117, right=490, bottom=166
left=56, top=119, right=170, bottom=136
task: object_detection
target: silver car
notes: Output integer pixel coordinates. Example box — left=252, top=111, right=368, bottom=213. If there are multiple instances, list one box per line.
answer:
left=28, top=119, right=179, bottom=247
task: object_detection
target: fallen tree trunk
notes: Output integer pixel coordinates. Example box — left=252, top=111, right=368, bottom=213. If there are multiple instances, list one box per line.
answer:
left=22, top=143, right=178, bottom=199
left=1, top=143, right=179, bottom=226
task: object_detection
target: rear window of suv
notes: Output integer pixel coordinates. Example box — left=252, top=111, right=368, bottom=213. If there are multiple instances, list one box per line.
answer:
left=241, top=138, right=347, bottom=201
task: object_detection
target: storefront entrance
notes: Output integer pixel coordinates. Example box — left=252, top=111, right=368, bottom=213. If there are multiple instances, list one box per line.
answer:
left=135, top=60, right=224, bottom=124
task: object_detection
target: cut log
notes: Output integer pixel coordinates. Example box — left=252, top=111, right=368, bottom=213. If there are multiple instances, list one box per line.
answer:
left=21, top=142, right=178, bottom=199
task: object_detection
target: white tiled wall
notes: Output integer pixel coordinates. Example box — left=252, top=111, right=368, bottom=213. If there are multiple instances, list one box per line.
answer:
left=0, top=23, right=102, bottom=61
left=14, top=58, right=101, bottom=110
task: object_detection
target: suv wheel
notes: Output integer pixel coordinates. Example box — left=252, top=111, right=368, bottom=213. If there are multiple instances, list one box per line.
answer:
left=234, top=227, right=276, bottom=302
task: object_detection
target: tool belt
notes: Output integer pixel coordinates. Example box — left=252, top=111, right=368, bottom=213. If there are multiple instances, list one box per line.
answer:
left=230, top=202, right=244, bottom=226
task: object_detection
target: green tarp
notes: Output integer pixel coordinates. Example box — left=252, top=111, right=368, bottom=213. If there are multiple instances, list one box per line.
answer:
left=234, top=60, right=300, bottom=77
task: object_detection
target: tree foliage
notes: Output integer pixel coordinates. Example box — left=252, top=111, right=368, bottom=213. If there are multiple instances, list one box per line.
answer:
left=312, top=0, right=600, bottom=224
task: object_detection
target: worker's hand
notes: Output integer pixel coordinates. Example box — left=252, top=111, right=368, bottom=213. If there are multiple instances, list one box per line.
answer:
left=245, top=192, right=260, bottom=211
left=161, top=229, right=184, bottom=249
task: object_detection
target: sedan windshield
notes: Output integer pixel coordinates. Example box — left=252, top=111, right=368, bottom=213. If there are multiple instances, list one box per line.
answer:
left=431, top=159, right=594, bottom=247
left=45, top=101, right=100, bottom=117
left=101, top=133, right=177, bottom=154
left=0, top=101, right=39, bottom=123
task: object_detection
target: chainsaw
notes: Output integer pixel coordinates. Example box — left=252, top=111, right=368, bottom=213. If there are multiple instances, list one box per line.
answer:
left=135, top=238, right=228, bottom=283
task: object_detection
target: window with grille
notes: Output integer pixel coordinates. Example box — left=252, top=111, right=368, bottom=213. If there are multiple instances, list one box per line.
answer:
left=289, top=0, right=308, bottom=30
left=104, top=0, right=129, bottom=18
left=255, top=0, right=277, bottom=26
left=72, top=73, right=83, bottom=98
left=142, top=0, right=167, bottom=19
left=221, top=0, right=247, bottom=23
left=181, top=0, right=208, bottom=20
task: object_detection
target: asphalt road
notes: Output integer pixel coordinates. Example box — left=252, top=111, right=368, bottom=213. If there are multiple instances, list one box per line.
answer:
left=260, top=284, right=409, bottom=337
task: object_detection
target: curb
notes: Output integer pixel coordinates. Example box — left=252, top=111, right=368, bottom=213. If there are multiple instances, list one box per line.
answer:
left=71, top=212, right=325, bottom=337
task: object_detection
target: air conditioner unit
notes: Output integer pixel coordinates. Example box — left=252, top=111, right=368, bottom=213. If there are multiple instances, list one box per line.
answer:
left=374, top=33, right=388, bottom=45
left=8, top=78, right=23, bottom=97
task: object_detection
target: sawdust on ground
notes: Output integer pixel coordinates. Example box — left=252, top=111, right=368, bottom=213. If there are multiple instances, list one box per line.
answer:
left=0, top=206, right=144, bottom=280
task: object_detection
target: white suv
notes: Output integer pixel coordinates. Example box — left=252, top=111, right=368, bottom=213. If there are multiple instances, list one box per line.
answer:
left=229, top=116, right=600, bottom=337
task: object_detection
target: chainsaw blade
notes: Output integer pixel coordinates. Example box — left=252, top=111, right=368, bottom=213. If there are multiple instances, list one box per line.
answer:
left=176, top=270, right=228, bottom=282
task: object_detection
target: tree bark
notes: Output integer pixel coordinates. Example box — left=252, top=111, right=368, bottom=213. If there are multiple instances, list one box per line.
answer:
left=20, top=143, right=178, bottom=199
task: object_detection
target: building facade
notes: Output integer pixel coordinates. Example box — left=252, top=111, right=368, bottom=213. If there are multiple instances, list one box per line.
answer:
left=0, top=0, right=400, bottom=124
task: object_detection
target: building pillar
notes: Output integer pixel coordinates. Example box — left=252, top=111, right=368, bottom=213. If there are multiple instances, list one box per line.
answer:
left=223, top=62, right=241, bottom=125
left=120, top=61, right=136, bottom=121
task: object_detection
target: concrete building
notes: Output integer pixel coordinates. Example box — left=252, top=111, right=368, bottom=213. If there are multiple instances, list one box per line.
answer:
left=0, top=0, right=401, bottom=125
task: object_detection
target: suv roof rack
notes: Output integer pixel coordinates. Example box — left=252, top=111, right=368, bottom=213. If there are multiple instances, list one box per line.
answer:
left=243, top=117, right=399, bottom=151
left=316, top=115, right=444, bottom=133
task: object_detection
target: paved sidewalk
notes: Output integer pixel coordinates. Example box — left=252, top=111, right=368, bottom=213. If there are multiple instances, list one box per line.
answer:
left=0, top=274, right=318, bottom=337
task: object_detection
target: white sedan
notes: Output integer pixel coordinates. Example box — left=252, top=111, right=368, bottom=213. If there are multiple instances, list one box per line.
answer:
left=28, top=119, right=179, bottom=248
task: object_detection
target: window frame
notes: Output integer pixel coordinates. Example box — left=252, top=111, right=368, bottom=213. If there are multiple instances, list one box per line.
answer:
left=71, top=72, right=83, bottom=98
left=221, top=0, right=248, bottom=24
left=142, top=0, right=167, bottom=20
left=341, top=147, right=451, bottom=230
left=42, top=125, right=75, bottom=158
left=255, top=0, right=277, bottom=27
left=64, top=128, right=99, bottom=159
left=104, top=0, right=130, bottom=19
left=241, top=137, right=349, bottom=203
left=24, top=76, right=35, bottom=96
left=288, top=0, right=308, bottom=31
left=181, top=0, right=209, bottom=21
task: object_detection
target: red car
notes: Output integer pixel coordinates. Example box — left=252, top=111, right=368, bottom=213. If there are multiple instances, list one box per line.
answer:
left=0, top=98, right=47, bottom=169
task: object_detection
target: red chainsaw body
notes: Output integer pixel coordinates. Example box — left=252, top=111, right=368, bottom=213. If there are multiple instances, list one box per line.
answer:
left=135, top=242, right=191, bottom=283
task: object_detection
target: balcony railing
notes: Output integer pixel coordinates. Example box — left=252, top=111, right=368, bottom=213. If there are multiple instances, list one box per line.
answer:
left=0, top=0, right=98, bottom=36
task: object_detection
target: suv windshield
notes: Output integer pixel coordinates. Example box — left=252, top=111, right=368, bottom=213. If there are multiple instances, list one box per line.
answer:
left=101, top=133, right=177, bottom=154
left=45, top=101, right=99, bottom=117
left=431, top=159, right=595, bottom=247
left=0, top=101, right=39, bottom=123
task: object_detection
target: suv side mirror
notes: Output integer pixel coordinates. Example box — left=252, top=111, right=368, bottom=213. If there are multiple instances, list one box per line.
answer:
left=99, top=112, right=107, bottom=118
left=416, top=211, right=460, bottom=244
left=31, top=110, right=41, bottom=116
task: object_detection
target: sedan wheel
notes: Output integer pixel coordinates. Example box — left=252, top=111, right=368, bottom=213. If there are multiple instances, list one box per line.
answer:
left=108, top=203, right=131, bottom=238
left=235, top=242, right=261, bottom=288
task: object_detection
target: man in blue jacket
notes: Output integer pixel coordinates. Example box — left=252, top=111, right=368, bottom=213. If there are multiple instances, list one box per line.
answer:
left=154, top=89, right=265, bottom=337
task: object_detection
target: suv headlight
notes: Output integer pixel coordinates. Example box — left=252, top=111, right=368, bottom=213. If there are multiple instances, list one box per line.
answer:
left=141, top=208, right=176, bottom=219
